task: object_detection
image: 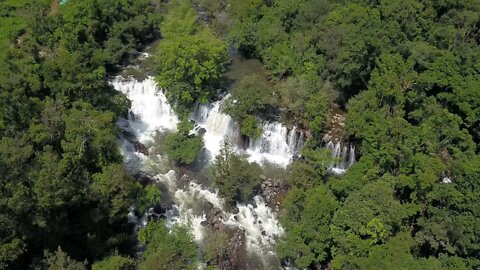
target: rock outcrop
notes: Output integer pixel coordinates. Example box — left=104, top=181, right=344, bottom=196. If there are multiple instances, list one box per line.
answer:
left=221, top=228, right=246, bottom=270
left=121, top=129, right=149, bottom=155
left=260, top=175, right=288, bottom=210
left=202, top=202, right=228, bottom=232
left=323, top=107, right=346, bottom=143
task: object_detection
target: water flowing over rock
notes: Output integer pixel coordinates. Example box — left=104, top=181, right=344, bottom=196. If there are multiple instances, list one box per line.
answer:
left=112, top=75, right=289, bottom=268
left=224, top=196, right=285, bottom=257
left=111, top=76, right=179, bottom=142
left=191, top=100, right=305, bottom=168
left=247, top=123, right=304, bottom=167
left=326, top=141, right=356, bottom=175
left=191, top=101, right=242, bottom=159
left=156, top=171, right=285, bottom=268
left=441, top=171, right=454, bottom=184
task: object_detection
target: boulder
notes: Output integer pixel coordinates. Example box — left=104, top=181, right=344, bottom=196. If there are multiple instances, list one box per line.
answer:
left=220, top=229, right=246, bottom=270
left=261, top=177, right=288, bottom=209
left=204, top=206, right=227, bottom=232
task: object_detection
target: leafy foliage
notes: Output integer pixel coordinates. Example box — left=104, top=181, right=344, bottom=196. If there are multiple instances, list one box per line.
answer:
left=277, top=186, right=339, bottom=268
left=91, top=253, right=135, bottom=270
left=210, top=141, right=262, bottom=206
left=223, top=74, right=276, bottom=138
left=225, top=0, right=480, bottom=268
left=41, top=247, right=87, bottom=270
left=155, top=0, right=229, bottom=115
left=138, top=221, right=197, bottom=270
left=0, top=0, right=160, bottom=268
left=164, top=120, right=204, bottom=165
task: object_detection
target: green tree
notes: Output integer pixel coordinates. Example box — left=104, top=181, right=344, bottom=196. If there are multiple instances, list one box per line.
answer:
left=331, top=179, right=419, bottom=257
left=138, top=221, right=197, bottom=270
left=92, top=253, right=134, bottom=270
left=277, top=186, right=339, bottom=268
left=161, top=0, right=197, bottom=39
left=210, top=141, right=262, bottom=206
left=223, top=74, right=275, bottom=138
left=41, top=247, right=87, bottom=270
left=91, top=164, right=138, bottom=222
left=202, top=231, right=229, bottom=266
left=164, top=120, right=204, bottom=165
left=156, top=26, right=229, bottom=114
left=136, top=185, right=162, bottom=214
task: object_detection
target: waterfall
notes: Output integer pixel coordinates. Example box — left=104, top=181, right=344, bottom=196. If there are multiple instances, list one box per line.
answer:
left=191, top=100, right=304, bottom=168
left=111, top=76, right=179, bottom=143
left=224, top=196, right=284, bottom=256
left=326, top=141, right=356, bottom=175
left=155, top=171, right=284, bottom=261
left=112, top=75, right=288, bottom=268
left=191, top=101, right=241, bottom=159
left=247, top=123, right=304, bottom=167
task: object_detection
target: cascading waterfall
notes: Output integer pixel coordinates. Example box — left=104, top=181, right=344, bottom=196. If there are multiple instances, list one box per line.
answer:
left=326, top=141, right=356, bottom=175
left=156, top=170, right=284, bottom=262
left=112, top=75, right=289, bottom=268
left=191, top=101, right=241, bottom=159
left=191, top=100, right=304, bottom=168
left=111, top=76, right=179, bottom=142
left=247, top=123, right=304, bottom=167
left=224, top=196, right=285, bottom=257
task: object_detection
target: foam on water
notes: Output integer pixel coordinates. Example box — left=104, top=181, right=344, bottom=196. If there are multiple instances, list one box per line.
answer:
left=153, top=170, right=284, bottom=262
left=247, top=123, right=304, bottom=167
left=224, top=196, right=284, bottom=256
left=191, top=100, right=304, bottom=168
left=111, top=76, right=178, bottom=143
left=192, top=101, right=240, bottom=159
left=113, top=76, right=288, bottom=267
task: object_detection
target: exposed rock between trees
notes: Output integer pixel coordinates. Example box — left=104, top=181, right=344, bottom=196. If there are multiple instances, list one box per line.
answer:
left=260, top=175, right=288, bottom=210
left=203, top=202, right=228, bottom=232
left=220, top=228, right=247, bottom=270
left=201, top=202, right=247, bottom=270
left=323, top=105, right=346, bottom=143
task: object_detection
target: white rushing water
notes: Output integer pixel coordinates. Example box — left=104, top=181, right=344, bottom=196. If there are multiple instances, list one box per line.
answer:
left=155, top=170, right=284, bottom=260
left=112, top=76, right=287, bottom=267
left=191, top=100, right=304, bottom=168
left=247, top=123, right=304, bottom=167
left=111, top=76, right=179, bottom=143
left=326, top=141, right=356, bottom=175
left=191, top=101, right=241, bottom=159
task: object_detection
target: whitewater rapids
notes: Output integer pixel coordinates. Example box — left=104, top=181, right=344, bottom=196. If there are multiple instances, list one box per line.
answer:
left=112, top=75, right=292, bottom=267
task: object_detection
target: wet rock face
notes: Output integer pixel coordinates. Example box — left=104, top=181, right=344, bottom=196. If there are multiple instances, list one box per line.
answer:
left=220, top=229, right=247, bottom=270
left=203, top=203, right=228, bottom=232
left=135, top=173, right=156, bottom=185
left=133, top=141, right=149, bottom=155
left=260, top=175, right=288, bottom=210
left=121, top=129, right=149, bottom=155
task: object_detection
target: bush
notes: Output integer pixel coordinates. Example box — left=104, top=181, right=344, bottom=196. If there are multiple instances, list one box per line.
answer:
left=164, top=120, right=204, bottom=165
left=210, top=141, right=261, bottom=206
left=136, top=185, right=162, bottom=213
left=92, top=253, right=134, bottom=270
left=223, top=74, right=276, bottom=138
left=138, top=221, right=197, bottom=270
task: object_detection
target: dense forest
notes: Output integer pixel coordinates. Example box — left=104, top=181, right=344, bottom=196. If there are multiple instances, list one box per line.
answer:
left=0, top=0, right=479, bottom=270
